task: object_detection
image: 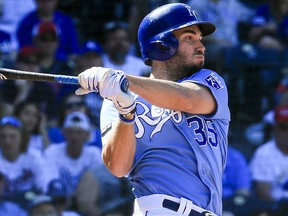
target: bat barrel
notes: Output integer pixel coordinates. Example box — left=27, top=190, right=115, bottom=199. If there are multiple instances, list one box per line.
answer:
left=0, top=68, right=79, bottom=85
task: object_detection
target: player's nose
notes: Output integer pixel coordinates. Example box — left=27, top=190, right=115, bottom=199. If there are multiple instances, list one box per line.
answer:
left=196, top=41, right=205, bottom=53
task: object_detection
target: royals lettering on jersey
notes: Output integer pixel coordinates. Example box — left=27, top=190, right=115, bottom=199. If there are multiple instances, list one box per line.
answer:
left=127, top=69, right=230, bottom=216
left=134, top=104, right=182, bottom=140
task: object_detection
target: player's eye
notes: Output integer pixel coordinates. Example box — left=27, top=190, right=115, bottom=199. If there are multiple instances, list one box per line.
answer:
left=185, top=36, right=194, bottom=41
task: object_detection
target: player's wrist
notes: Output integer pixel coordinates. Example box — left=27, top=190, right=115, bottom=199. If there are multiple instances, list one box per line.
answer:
left=119, top=113, right=135, bottom=124
left=118, top=106, right=136, bottom=124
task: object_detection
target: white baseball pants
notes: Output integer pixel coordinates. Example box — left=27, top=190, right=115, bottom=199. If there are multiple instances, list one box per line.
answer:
left=132, top=194, right=217, bottom=216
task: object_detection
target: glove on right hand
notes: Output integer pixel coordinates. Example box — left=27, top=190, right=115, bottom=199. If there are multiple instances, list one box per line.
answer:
left=98, top=70, right=136, bottom=117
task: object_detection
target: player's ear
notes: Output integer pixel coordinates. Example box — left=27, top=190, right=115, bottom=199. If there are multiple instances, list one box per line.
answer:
left=144, top=32, right=178, bottom=62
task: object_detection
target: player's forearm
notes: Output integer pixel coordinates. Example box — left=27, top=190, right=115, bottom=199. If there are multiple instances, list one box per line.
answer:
left=127, top=75, right=214, bottom=114
left=102, top=118, right=136, bottom=177
left=127, top=75, right=184, bottom=108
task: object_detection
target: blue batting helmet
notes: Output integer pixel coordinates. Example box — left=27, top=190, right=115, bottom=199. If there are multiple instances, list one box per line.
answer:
left=138, top=3, right=216, bottom=65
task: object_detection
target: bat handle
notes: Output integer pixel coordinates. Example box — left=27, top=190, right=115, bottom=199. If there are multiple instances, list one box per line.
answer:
left=54, top=75, right=128, bottom=93
left=54, top=75, right=79, bottom=85
left=120, top=77, right=129, bottom=93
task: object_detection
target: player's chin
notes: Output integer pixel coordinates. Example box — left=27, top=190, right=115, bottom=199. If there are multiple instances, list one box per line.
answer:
left=193, top=58, right=205, bottom=67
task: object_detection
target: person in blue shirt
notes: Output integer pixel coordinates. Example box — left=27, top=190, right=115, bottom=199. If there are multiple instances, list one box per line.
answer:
left=16, top=0, right=79, bottom=61
left=247, top=0, right=288, bottom=51
left=0, top=30, right=14, bottom=67
left=76, top=3, right=230, bottom=216
left=223, top=146, right=251, bottom=198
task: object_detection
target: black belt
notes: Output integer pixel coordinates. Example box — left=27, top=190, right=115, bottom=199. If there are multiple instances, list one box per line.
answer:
left=162, top=199, right=214, bottom=216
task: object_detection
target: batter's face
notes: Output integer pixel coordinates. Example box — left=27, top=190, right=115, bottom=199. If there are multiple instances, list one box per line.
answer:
left=163, top=25, right=205, bottom=81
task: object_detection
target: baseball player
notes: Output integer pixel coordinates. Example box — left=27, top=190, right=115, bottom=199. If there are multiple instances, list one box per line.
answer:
left=76, top=3, right=230, bottom=216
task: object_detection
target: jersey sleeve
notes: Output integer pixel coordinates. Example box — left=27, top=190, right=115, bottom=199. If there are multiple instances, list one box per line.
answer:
left=182, top=69, right=230, bottom=121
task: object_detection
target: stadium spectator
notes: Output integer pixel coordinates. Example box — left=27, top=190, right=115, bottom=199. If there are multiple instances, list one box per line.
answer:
left=0, top=45, right=57, bottom=122
left=0, top=0, right=36, bottom=53
left=43, top=111, right=102, bottom=211
left=223, top=146, right=251, bottom=199
left=73, top=41, right=104, bottom=128
left=28, top=194, right=57, bottom=216
left=31, top=21, right=73, bottom=122
left=250, top=92, right=288, bottom=214
left=247, top=0, right=288, bottom=51
left=0, top=116, right=49, bottom=210
left=186, top=0, right=254, bottom=72
left=238, top=0, right=288, bottom=119
left=16, top=0, right=79, bottom=61
left=74, top=40, right=103, bottom=73
left=57, top=0, right=142, bottom=44
left=0, top=29, right=14, bottom=67
left=0, top=99, right=13, bottom=120
left=75, top=162, right=134, bottom=216
left=46, top=179, right=81, bottom=216
left=48, top=94, right=102, bottom=148
left=101, top=21, right=150, bottom=77
left=32, top=21, right=73, bottom=75
left=0, top=172, right=27, bottom=216
left=13, top=101, right=50, bottom=154
left=222, top=146, right=267, bottom=216
left=48, top=93, right=87, bottom=142
left=0, top=45, right=40, bottom=107
left=57, top=40, right=104, bottom=128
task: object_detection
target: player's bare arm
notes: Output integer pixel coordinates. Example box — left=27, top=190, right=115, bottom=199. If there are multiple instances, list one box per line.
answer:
left=102, top=117, right=136, bottom=177
left=127, top=74, right=216, bottom=115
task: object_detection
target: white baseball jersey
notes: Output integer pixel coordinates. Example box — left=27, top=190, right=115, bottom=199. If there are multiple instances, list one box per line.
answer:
left=101, top=69, right=230, bottom=215
left=43, top=142, right=102, bottom=196
left=0, top=150, right=48, bottom=194
left=250, top=139, right=288, bottom=200
left=27, top=134, right=46, bottom=154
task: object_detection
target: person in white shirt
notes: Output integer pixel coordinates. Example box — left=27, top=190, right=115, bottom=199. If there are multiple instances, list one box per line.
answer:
left=250, top=103, right=288, bottom=201
left=0, top=116, right=48, bottom=208
left=44, top=111, right=102, bottom=200
left=101, top=21, right=150, bottom=77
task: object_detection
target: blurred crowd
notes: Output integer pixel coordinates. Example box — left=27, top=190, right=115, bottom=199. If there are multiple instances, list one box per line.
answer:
left=1, top=0, right=288, bottom=216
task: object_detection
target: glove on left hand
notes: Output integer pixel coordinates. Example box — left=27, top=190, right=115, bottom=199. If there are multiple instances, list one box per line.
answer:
left=75, top=67, right=114, bottom=95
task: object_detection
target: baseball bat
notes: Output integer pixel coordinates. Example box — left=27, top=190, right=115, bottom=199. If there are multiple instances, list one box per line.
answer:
left=0, top=67, right=78, bottom=85
left=0, top=67, right=129, bottom=91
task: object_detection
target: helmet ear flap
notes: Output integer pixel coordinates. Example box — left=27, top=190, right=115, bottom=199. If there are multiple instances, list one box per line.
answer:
left=144, top=32, right=178, bottom=63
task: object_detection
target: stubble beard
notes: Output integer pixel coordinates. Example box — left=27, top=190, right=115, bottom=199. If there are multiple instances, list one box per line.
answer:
left=164, top=51, right=204, bottom=81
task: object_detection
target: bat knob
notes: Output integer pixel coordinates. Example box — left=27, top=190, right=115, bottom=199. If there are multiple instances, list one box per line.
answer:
left=120, top=77, right=129, bottom=93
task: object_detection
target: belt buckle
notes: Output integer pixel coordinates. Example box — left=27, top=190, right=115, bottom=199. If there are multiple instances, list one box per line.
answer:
left=202, top=211, right=214, bottom=216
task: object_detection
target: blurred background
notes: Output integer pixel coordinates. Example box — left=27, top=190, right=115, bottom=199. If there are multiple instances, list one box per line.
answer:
left=1, top=0, right=288, bottom=216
